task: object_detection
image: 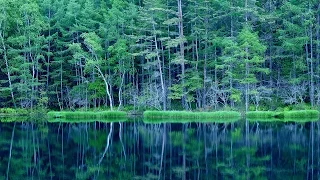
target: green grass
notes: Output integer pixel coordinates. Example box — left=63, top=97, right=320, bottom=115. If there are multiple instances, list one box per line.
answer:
left=246, top=110, right=319, bottom=119
left=246, top=111, right=285, bottom=119
left=246, top=111, right=278, bottom=118
left=143, top=111, right=241, bottom=119
left=283, top=110, right=319, bottom=118
left=247, top=110, right=319, bottom=122
left=47, top=111, right=127, bottom=119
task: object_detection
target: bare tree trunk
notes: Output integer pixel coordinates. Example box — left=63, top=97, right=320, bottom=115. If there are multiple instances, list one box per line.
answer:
left=309, top=4, right=315, bottom=107
left=0, top=28, right=16, bottom=107
left=245, top=0, right=249, bottom=112
left=177, top=0, right=187, bottom=109
left=229, top=0, right=235, bottom=107
left=60, top=61, right=64, bottom=110
left=245, top=47, right=250, bottom=112
left=152, top=23, right=167, bottom=110
left=118, top=72, right=125, bottom=110
left=96, top=66, right=113, bottom=111
left=46, top=7, right=52, bottom=92
left=317, top=4, right=320, bottom=89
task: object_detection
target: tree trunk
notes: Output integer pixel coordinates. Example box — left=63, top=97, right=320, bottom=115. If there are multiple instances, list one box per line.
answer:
left=245, top=47, right=250, bottom=112
left=152, top=23, right=167, bottom=110
left=177, top=0, right=187, bottom=109
left=0, top=30, right=16, bottom=107
left=317, top=4, right=320, bottom=90
left=118, top=71, right=125, bottom=110
left=96, top=66, right=113, bottom=111
left=309, top=5, right=315, bottom=107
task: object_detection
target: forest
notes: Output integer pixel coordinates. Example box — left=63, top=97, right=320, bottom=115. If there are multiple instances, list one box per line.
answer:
left=0, top=0, right=320, bottom=112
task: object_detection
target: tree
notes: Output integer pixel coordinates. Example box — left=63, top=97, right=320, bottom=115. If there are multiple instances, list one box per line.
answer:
left=237, top=26, right=267, bottom=111
left=0, top=0, right=16, bottom=107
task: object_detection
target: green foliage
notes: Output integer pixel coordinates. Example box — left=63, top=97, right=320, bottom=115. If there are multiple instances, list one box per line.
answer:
left=246, top=110, right=320, bottom=122
left=0, top=0, right=320, bottom=114
left=237, top=26, right=267, bottom=98
left=246, top=111, right=278, bottom=118
left=283, top=103, right=313, bottom=111
left=283, top=110, right=319, bottom=118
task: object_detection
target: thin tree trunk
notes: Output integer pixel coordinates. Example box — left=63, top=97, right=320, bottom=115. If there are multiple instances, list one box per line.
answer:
left=177, top=0, right=187, bottom=109
left=118, top=72, right=125, bottom=110
left=60, top=60, right=64, bottom=110
left=152, top=23, right=167, bottom=110
left=245, top=0, right=250, bottom=112
left=309, top=4, right=315, bottom=106
left=46, top=7, right=51, bottom=91
left=317, top=4, right=320, bottom=90
left=0, top=28, right=16, bottom=107
left=96, top=66, right=113, bottom=111
left=245, top=47, right=250, bottom=112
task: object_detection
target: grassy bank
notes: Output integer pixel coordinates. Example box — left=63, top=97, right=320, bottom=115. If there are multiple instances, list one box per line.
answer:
left=283, top=110, right=319, bottom=118
left=144, top=111, right=241, bottom=119
left=246, top=110, right=319, bottom=118
left=246, top=111, right=279, bottom=118
left=246, top=110, right=319, bottom=122
left=47, top=111, right=127, bottom=119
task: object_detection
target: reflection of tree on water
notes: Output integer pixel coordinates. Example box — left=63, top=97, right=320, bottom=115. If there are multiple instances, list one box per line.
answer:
left=0, top=119, right=319, bottom=179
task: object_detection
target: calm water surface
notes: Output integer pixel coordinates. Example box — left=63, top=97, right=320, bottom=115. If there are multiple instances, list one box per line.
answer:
left=0, top=118, right=320, bottom=179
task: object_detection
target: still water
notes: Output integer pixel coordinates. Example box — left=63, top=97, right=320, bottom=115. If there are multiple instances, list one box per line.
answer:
left=0, top=118, right=319, bottom=180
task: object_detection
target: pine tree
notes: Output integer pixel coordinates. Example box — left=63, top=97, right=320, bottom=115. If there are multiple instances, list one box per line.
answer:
left=237, top=26, right=267, bottom=111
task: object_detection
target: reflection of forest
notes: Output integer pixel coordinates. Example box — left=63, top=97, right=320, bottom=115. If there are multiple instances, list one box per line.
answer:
left=0, top=120, right=319, bottom=179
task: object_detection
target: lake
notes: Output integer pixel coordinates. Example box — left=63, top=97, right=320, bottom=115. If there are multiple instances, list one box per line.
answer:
left=0, top=118, right=319, bottom=179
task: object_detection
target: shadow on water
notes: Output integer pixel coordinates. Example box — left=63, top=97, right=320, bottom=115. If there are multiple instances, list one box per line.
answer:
left=0, top=117, right=319, bottom=179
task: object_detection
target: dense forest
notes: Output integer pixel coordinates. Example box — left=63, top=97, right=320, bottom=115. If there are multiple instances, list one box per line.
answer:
left=0, top=0, right=320, bottom=111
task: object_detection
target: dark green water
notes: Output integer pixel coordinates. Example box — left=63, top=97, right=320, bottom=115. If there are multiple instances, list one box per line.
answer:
left=0, top=118, right=319, bottom=179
